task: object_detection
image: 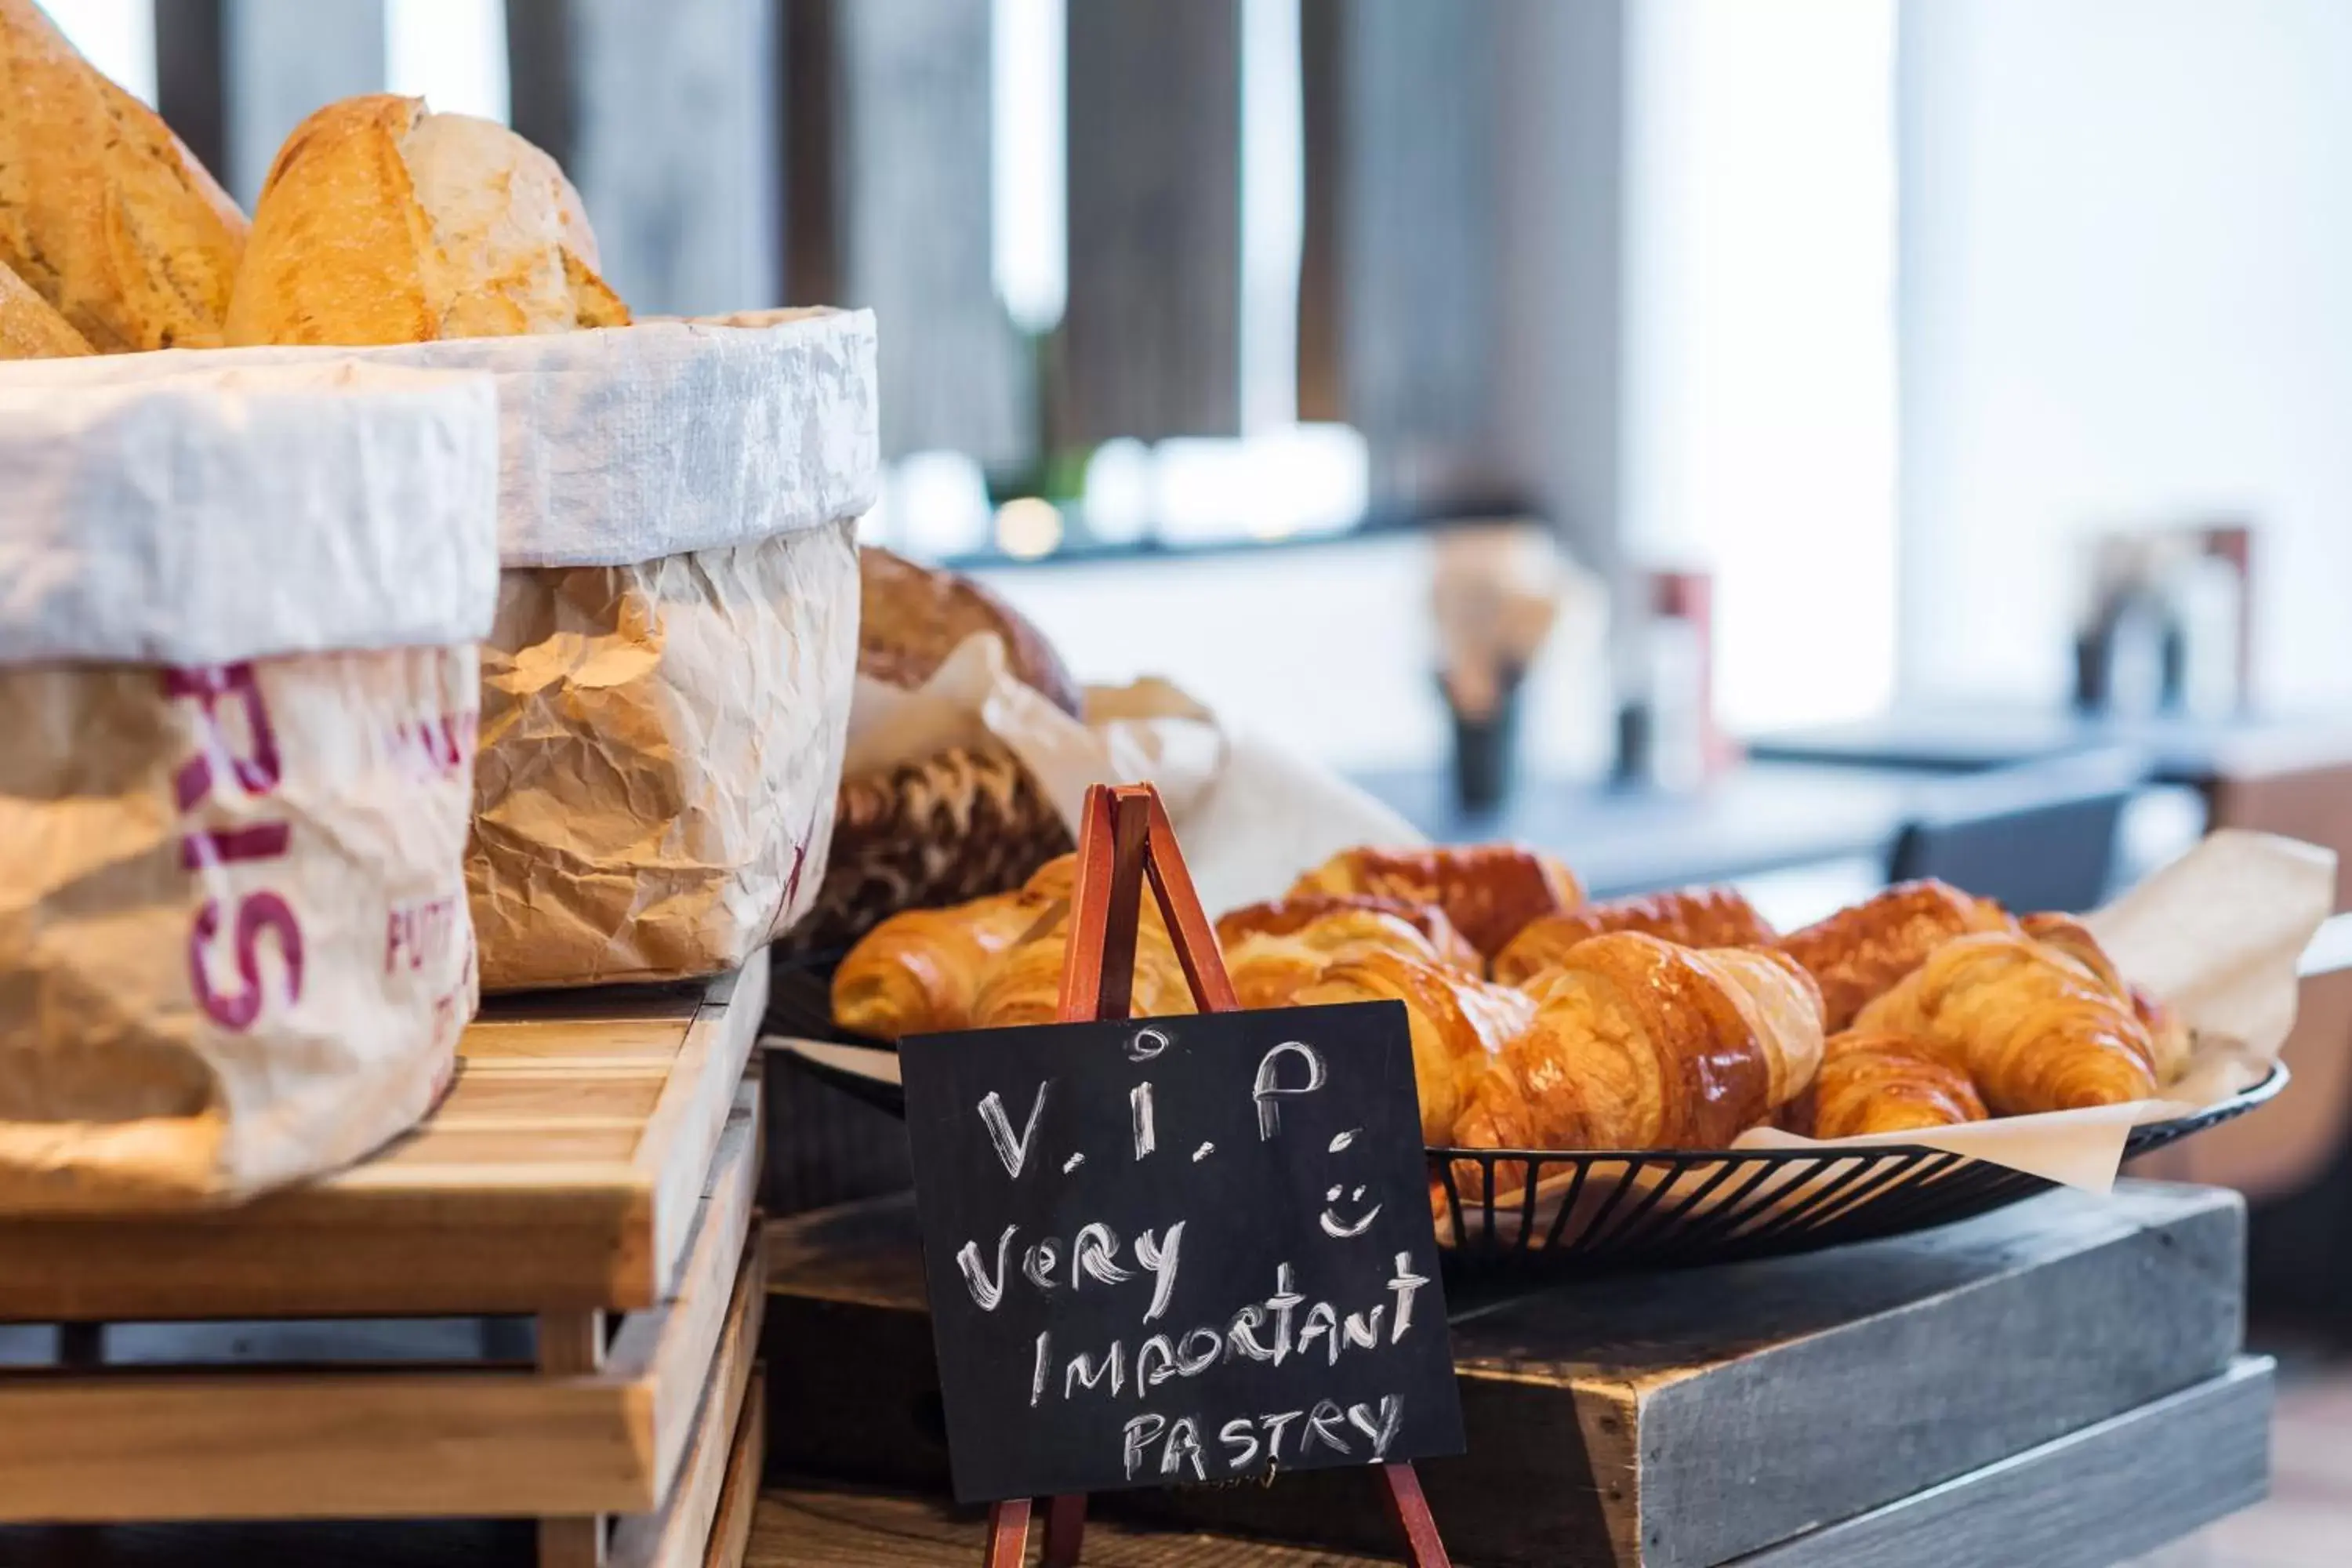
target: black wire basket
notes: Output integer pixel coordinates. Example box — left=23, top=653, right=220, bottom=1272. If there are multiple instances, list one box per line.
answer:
left=771, top=948, right=2288, bottom=1276
left=1425, top=1062, right=2286, bottom=1276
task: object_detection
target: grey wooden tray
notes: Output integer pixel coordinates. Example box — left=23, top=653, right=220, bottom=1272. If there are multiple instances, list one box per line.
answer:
left=762, top=1181, right=2255, bottom=1567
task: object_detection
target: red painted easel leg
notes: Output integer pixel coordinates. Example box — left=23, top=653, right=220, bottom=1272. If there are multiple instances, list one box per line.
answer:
left=1042, top=1493, right=1088, bottom=1565
left=984, top=1498, right=1031, bottom=1567
left=1381, top=1465, right=1453, bottom=1568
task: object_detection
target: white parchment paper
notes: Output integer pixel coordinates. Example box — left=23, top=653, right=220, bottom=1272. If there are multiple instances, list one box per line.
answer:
left=1735, top=829, right=2336, bottom=1190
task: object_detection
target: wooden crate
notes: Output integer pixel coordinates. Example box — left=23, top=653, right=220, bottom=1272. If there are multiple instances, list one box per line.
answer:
left=763, top=1180, right=2262, bottom=1567
left=753, top=1359, right=2269, bottom=1567
left=0, top=963, right=771, bottom=1568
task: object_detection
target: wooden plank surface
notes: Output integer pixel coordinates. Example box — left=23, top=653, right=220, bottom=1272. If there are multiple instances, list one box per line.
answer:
left=1336, top=0, right=1499, bottom=465
left=0, top=1353, right=2263, bottom=1568
left=832, top=0, right=1033, bottom=466
left=0, top=964, right=764, bottom=1322
left=1728, top=1357, right=2272, bottom=1568
left=509, top=0, right=781, bottom=315
left=612, top=1091, right=768, bottom=1511
left=612, top=1236, right=764, bottom=1568
left=746, top=1353, right=2269, bottom=1568
left=221, top=0, right=385, bottom=203
left=763, top=1183, right=2247, bottom=1566
left=704, top=1380, right=765, bottom=1568
left=641, top=964, right=772, bottom=1303
left=0, top=1084, right=760, bottom=1525
left=750, top=1487, right=1385, bottom=1566
left=1060, top=0, right=1243, bottom=441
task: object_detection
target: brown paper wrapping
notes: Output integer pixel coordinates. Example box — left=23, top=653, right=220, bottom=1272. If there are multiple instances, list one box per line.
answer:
left=470, top=518, right=859, bottom=990
left=0, top=648, right=480, bottom=1210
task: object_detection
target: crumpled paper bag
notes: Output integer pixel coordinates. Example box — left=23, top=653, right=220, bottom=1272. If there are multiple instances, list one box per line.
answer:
left=0, top=652, right=482, bottom=1210
left=473, top=520, right=859, bottom=989
left=840, top=631, right=1421, bottom=916
left=0, top=310, right=883, bottom=995
left=1736, top=828, right=2336, bottom=1189
left=0, top=361, right=495, bottom=1210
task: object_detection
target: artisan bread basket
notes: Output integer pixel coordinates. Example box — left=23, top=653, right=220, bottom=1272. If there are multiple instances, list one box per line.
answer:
left=0, top=360, right=499, bottom=1208
left=5, top=310, right=880, bottom=991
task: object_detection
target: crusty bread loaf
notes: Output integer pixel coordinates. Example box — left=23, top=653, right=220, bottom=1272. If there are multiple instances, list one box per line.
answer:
left=225, top=95, right=628, bottom=347
left=858, top=546, right=1083, bottom=714
left=0, top=256, right=90, bottom=358
left=0, top=0, right=246, bottom=351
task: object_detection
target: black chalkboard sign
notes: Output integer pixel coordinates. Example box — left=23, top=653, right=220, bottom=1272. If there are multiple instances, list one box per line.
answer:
left=900, top=1000, right=1466, bottom=1506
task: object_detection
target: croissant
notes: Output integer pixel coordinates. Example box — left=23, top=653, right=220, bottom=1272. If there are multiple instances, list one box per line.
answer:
left=1022, top=852, right=1077, bottom=906
left=1493, top=887, right=1777, bottom=987
left=1457, top=933, right=1827, bottom=1152
left=967, top=907, right=1198, bottom=1030
left=1855, top=931, right=2158, bottom=1113
left=1288, top=844, right=1581, bottom=959
left=1779, top=880, right=2015, bottom=1031
left=1786, top=1029, right=1987, bottom=1139
left=830, top=891, right=1057, bottom=1040
left=2019, top=912, right=2190, bottom=1085
left=1291, top=951, right=1534, bottom=1144
left=1218, top=895, right=1481, bottom=975
left=1223, top=906, right=1465, bottom=1011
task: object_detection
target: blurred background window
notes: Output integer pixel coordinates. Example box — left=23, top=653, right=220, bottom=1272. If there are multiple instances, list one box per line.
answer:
left=989, top=0, right=1065, bottom=339
left=385, top=0, right=509, bottom=125
left=121, top=0, right=2352, bottom=770
left=1624, top=0, right=1898, bottom=735
left=43, top=0, right=153, bottom=103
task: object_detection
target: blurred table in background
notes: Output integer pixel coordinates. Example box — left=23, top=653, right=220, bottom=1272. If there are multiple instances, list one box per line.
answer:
left=1356, top=762, right=1917, bottom=898
left=1355, top=756, right=2205, bottom=933
left=1751, top=702, right=2352, bottom=789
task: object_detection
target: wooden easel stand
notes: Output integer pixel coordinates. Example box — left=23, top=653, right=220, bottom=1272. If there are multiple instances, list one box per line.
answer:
left=980, top=784, right=1451, bottom=1567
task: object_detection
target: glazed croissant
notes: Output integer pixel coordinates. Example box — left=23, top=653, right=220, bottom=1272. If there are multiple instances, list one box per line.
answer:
left=1218, top=895, right=1481, bottom=975
left=1854, top=931, right=2158, bottom=1113
left=1786, top=1029, right=1987, bottom=1139
left=1780, top=880, right=2015, bottom=1032
left=1290, top=951, right=1535, bottom=1144
left=1455, top=933, right=1827, bottom=1152
left=829, top=854, right=1078, bottom=1040
left=1288, top=844, right=1581, bottom=959
left=1221, top=906, right=1468, bottom=1011
left=1493, top=887, right=1777, bottom=988
left=830, top=891, right=1054, bottom=1040
left=2020, top=912, right=2190, bottom=1085
left=967, top=906, right=1198, bottom=1030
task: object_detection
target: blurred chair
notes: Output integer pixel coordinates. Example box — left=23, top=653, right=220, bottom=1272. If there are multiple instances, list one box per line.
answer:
left=1886, top=747, right=2147, bottom=912
left=2140, top=742, right=2352, bottom=1330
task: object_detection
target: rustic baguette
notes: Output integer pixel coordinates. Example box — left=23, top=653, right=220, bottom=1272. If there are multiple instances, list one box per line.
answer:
left=0, top=0, right=246, bottom=350
left=224, top=94, right=628, bottom=347
left=0, top=256, right=90, bottom=358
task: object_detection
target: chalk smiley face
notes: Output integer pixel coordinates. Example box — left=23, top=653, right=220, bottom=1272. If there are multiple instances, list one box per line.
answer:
left=1318, top=1131, right=1384, bottom=1240
left=1319, top=1184, right=1382, bottom=1238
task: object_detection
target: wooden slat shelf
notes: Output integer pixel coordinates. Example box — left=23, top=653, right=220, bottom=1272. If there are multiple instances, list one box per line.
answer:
left=0, top=962, right=768, bottom=1322
left=0, top=1085, right=760, bottom=1523
left=0, top=961, right=772, bottom=1568
left=750, top=1358, right=2269, bottom=1567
